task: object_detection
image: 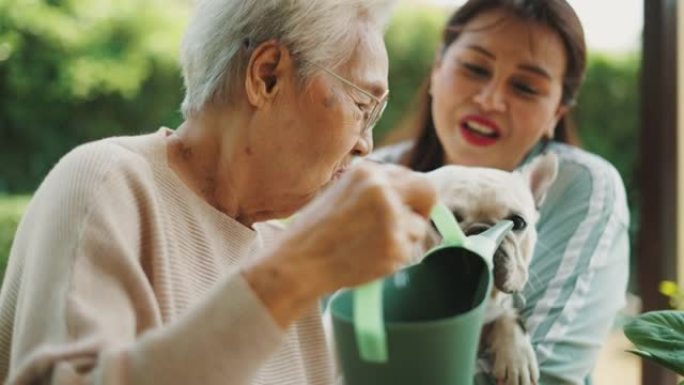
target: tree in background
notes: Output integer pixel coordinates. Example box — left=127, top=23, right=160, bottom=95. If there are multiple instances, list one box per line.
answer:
left=374, top=6, right=446, bottom=141
left=574, top=54, right=640, bottom=285
left=0, top=0, right=187, bottom=192
left=0, top=2, right=640, bottom=280
left=0, top=1, right=639, bottom=198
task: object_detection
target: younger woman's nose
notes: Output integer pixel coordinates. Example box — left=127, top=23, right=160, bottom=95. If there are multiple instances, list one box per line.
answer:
left=473, top=81, right=507, bottom=112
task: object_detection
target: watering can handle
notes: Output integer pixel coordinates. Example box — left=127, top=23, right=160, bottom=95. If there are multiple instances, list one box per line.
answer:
left=430, top=202, right=468, bottom=247
left=354, top=280, right=387, bottom=362
left=353, top=202, right=464, bottom=363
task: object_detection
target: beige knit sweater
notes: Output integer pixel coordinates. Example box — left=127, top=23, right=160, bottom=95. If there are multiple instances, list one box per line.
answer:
left=0, top=128, right=335, bottom=385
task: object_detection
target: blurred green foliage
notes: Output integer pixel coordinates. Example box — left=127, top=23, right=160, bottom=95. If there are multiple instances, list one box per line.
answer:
left=0, top=195, right=29, bottom=280
left=0, top=0, right=187, bottom=192
left=374, top=6, right=447, bottom=140
left=0, top=2, right=640, bottom=282
left=574, top=53, right=640, bottom=276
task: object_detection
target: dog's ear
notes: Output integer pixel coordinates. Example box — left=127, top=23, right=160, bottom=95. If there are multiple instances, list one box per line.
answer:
left=519, top=153, right=558, bottom=208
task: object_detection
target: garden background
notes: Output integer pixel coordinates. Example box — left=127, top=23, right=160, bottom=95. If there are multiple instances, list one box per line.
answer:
left=0, top=0, right=640, bottom=291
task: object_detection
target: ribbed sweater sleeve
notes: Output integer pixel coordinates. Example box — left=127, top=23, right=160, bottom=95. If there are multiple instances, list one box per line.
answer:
left=0, top=138, right=285, bottom=385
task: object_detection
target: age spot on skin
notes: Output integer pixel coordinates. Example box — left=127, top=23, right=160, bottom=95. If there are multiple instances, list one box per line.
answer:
left=322, top=88, right=339, bottom=108
left=180, top=145, right=193, bottom=160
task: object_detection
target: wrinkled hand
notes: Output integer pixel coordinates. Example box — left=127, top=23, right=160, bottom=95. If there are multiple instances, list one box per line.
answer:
left=286, top=161, right=436, bottom=293
left=243, top=162, right=437, bottom=327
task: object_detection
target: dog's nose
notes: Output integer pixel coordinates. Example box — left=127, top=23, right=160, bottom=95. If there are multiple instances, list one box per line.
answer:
left=465, top=224, right=490, bottom=236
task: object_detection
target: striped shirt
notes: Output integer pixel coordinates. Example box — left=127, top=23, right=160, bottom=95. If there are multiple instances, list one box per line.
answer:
left=371, top=141, right=630, bottom=385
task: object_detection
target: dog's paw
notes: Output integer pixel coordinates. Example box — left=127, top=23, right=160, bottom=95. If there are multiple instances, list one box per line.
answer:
left=489, top=319, right=539, bottom=385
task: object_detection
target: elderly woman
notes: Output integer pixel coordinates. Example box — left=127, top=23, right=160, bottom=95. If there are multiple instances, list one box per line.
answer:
left=0, top=1, right=436, bottom=384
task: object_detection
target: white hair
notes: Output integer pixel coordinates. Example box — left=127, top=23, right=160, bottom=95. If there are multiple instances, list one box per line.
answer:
left=179, top=0, right=397, bottom=118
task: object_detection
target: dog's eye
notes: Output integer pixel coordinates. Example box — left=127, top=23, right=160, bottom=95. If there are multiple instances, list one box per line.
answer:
left=507, top=214, right=527, bottom=231
left=451, top=210, right=464, bottom=223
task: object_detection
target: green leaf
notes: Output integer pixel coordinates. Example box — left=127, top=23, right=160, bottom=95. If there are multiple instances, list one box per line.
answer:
left=627, top=349, right=682, bottom=375
left=624, top=310, right=684, bottom=375
left=626, top=349, right=653, bottom=359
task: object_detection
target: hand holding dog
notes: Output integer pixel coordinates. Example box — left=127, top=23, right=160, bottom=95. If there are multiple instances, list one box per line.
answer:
left=244, top=162, right=437, bottom=328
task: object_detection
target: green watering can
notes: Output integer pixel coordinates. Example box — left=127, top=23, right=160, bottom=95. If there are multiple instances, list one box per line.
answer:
left=328, top=202, right=513, bottom=385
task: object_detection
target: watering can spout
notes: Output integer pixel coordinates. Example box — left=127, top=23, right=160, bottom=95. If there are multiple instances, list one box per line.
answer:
left=466, top=220, right=514, bottom=265
left=479, top=220, right=514, bottom=244
left=348, top=203, right=515, bottom=366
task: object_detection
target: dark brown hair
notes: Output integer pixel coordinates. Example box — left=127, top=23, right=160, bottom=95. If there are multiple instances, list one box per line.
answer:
left=401, top=0, right=586, bottom=171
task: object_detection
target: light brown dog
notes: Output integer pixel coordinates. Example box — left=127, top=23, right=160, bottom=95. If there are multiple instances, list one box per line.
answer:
left=425, top=153, right=558, bottom=385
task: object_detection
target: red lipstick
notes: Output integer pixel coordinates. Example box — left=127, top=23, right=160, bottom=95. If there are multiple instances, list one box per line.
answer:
left=459, top=115, right=501, bottom=147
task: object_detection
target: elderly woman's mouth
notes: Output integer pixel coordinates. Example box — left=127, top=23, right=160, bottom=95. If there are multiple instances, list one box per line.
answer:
left=332, top=168, right=347, bottom=181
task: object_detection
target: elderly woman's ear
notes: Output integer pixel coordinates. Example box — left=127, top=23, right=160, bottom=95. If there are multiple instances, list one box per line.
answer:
left=245, top=40, right=293, bottom=107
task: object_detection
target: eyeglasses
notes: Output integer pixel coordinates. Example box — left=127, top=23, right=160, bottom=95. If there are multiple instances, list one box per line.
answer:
left=315, top=66, right=389, bottom=133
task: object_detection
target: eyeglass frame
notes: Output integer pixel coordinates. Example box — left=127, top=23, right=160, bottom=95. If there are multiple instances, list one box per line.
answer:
left=313, top=65, right=389, bottom=134
left=241, top=37, right=388, bottom=132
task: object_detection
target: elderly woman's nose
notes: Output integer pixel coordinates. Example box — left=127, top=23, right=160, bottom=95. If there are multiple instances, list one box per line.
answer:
left=473, top=81, right=507, bottom=112
left=352, top=131, right=373, bottom=156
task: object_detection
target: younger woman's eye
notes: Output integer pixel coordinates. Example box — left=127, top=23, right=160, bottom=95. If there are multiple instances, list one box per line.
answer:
left=512, top=81, right=539, bottom=96
left=460, top=61, right=490, bottom=78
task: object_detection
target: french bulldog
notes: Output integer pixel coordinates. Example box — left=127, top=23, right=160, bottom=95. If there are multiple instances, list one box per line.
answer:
left=425, top=153, right=558, bottom=385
